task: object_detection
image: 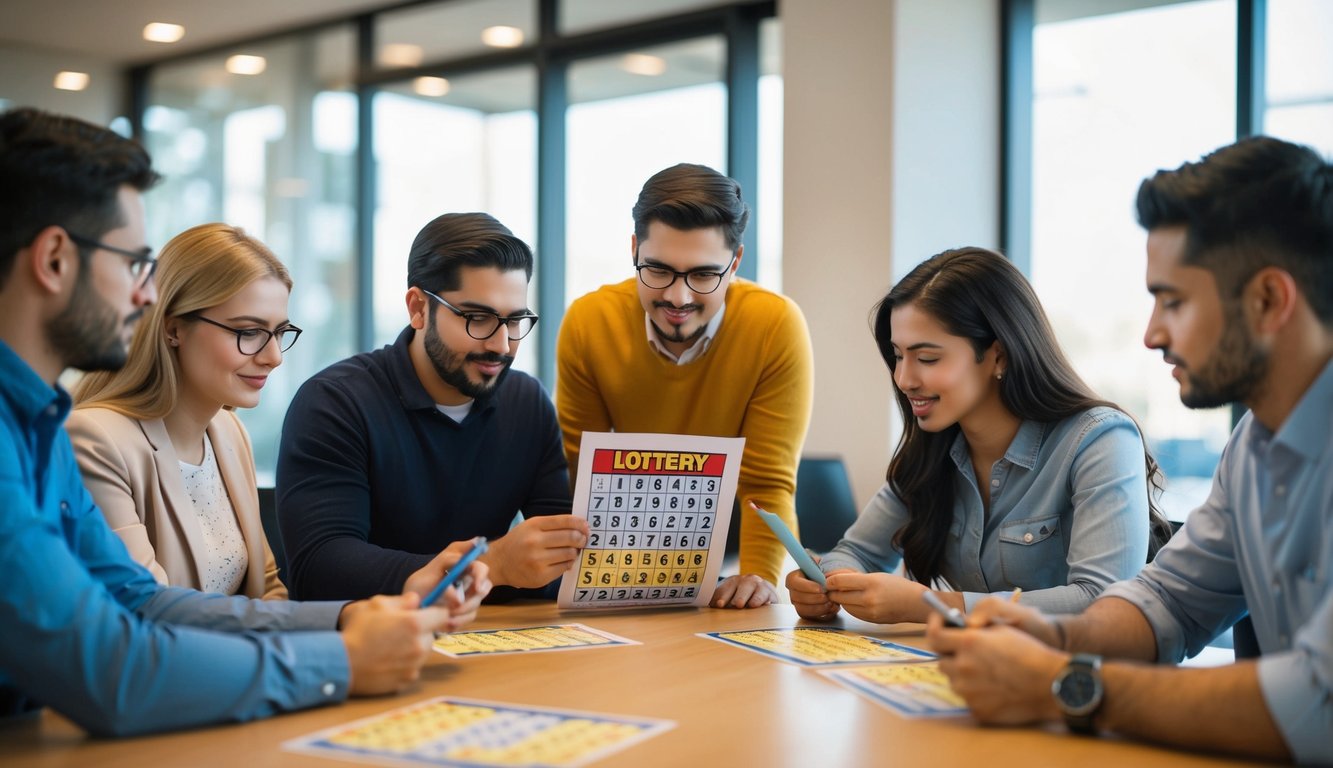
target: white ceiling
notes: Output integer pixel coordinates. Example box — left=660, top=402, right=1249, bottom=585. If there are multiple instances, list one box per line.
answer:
left=0, top=0, right=404, bottom=65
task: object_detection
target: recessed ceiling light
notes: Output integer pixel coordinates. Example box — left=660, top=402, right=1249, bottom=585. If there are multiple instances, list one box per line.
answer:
left=481, top=26, right=524, bottom=48
left=621, top=53, right=666, bottom=76
left=53, top=71, right=90, bottom=91
left=226, top=55, right=267, bottom=76
left=143, top=22, right=184, bottom=43
left=413, top=76, right=450, bottom=97
left=380, top=43, right=423, bottom=68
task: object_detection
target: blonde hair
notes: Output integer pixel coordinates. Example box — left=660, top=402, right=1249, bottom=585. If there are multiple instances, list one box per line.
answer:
left=74, top=223, right=291, bottom=419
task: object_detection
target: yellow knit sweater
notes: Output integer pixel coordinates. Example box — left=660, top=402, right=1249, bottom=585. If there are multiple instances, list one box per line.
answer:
left=556, top=277, right=814, bottom=583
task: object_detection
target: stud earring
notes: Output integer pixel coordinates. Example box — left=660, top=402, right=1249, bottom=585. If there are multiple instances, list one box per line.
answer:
left=996, top=372, right=1004, bottom=381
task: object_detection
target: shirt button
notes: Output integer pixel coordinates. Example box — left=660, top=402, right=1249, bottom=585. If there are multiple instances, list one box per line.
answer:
left=1023, top=532, right=1034, bottom=543
left=1274, top=485, right=1286, bottom=497
left=991, top=479, right=1000, bottom=488
left=322, top=682, right=336, bottom=697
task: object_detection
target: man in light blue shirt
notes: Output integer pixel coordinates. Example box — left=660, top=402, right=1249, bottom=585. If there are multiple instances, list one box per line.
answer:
left=928, top=136, right=1332, bottom=764
left=0, top=107, right=489, bottom=737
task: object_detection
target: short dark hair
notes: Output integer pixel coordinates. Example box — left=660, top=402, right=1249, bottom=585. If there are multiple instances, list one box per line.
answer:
left=631, top=163, right=749, bottom=251
left=0, top=107, right=161, bottom=289
left=406, top=212, right=533, bottom=293
left=1136, top=135, right=1333, bottom=324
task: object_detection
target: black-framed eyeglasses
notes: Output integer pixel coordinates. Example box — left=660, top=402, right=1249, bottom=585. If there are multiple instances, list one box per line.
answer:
left=634, top=250, right=738, bottom=295
left=420, top=289, right=539, bottom=341
left=192, top=315, right=303, bottom=355
left=67, top=232, right=157, bottom=288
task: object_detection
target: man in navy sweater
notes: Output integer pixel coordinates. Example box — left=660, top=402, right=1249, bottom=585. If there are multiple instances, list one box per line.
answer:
left=278, top=213, right=586, bottom=601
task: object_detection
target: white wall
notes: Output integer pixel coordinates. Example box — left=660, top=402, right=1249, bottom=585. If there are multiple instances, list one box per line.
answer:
left=0, top=43, right=121, bottom=124
left=782, top=0, right=999, bottom=508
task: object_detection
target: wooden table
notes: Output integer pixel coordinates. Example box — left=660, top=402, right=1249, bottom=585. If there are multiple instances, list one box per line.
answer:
left=0, top=603, right=1273, bottom=767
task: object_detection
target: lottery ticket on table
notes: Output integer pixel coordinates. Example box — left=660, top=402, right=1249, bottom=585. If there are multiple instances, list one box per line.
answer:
left=698, top=627, right=938, bottom=667
left=433, top=624, right=639, bottom=658
left=820, top=663, right=970, bottom=718
left=558, top=432, right=744, bottom=610
left=283, top=696, right=675, bottom=768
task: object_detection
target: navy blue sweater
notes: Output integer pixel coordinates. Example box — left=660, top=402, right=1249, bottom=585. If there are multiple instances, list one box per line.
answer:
left=276, top=327, right=571, bottom=601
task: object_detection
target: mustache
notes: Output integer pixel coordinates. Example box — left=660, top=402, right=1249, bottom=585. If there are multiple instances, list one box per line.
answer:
left=124, top=309, right=144, bottom=327
left=1161, top=350, right=1185, bottom=367
left=653, top=301, right=703, bottom=312
left=466, top=352, right=513, bottom=365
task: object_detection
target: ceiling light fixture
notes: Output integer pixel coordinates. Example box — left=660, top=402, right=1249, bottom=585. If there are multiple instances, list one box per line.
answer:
left=621, top=53, right=667, bottom=76
left=143, top=22, right=185, bottom=43
left=413, top=76, right=451, bottom=97
left=53, top=71, right=90, bottom=91
left=380, top=43, right=423, bottom=68
left=481, top=25, right=524, bottom=48
left=226, top=55, right=267, bottom=75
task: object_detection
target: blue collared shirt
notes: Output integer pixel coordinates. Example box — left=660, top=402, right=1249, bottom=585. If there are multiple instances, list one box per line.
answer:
left=821, top=407, right=1150, bottom=614
left=1103, top=359, right=1333, bottom=764
left=0, top=341, right=349, bottom=736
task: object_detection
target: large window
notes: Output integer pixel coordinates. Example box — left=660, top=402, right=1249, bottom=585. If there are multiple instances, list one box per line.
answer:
left=1011, top=0, right=1333, bottom=519
left=142, top=27, right=358, bottom=481
left=136, top=1, right=778, bottom=478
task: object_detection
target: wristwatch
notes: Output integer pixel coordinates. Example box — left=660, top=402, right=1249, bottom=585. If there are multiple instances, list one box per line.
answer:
left=1051, top=653, right=1104, bottom=735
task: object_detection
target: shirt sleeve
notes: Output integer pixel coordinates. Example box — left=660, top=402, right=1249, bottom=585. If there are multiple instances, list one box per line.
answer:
left=519, top=382, right=573, bottom=520
left=555, top=301, right=613, bottom=492
left=276, top=376, right=432, bottom=600
left=734, top=297, right=814, bottom=584
left=65, top=410, right=170, bottom=585
left=964, top=412, right=1150, bottom=613
left=1256, top=588, right=1333, bottom=764
left=0, top=479, right=348, bottom=737
left=819, top=482, right=908, bottom=574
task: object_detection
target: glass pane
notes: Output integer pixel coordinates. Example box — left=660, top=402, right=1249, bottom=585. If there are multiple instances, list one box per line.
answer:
left=1264, top=0, right=1333, bottom=155
left=143, top=27, right=358, bottom=482
left=373, top=67, right=538, bottom=375
left=756, top=17, right=783, bottom=292
left=375, top=0, right=535, bottom=69
left=560, top=0, right=726, bottom=35
left=1030, top=0, right=1236, bottom=521
left=565, top=36, right=726, bottom=305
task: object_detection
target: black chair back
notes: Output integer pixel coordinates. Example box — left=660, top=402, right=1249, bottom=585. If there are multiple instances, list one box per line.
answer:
left=794, top=456, right=860, bottom=553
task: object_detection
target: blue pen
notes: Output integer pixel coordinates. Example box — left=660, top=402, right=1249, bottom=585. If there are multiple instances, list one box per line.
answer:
left=421, top=538, right=488, bottom=608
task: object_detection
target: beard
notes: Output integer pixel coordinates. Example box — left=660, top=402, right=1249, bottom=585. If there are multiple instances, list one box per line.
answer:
left=46, top=270, right=136, bottom=372
left=650, top=300, right=709, bottom=345
left=423, top=311, right=514, bottom=401
left=1174, top=303, right=1269, bottom=409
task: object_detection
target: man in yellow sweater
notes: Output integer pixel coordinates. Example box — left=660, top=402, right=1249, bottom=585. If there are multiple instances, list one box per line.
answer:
left=556, top=163, right=814, bottom=608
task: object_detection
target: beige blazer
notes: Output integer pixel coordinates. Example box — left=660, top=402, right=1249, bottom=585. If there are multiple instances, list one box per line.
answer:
left=66, top=406, right=287, bottom=599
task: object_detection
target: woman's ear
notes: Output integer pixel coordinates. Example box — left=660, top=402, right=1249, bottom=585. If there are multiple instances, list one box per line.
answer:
left=990, top=340, right=1007, bottom=378
left=163, top=316, right=182, bottom=347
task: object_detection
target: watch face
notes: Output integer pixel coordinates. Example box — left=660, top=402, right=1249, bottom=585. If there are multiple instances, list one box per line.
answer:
left=1056, top=669, right=1103, bottom=716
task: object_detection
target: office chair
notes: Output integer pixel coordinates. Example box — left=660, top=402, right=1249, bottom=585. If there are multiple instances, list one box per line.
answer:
left=794, top=455, right=860, bottom=553
left=257, top=487, right=286, bottom=584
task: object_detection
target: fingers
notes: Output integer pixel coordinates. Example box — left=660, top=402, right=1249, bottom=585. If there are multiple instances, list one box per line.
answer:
left=712, top=575, right=776, bottom=609
left=532, top=514, right=590, bottom=537
left=711, top=576, right=738, bottom=608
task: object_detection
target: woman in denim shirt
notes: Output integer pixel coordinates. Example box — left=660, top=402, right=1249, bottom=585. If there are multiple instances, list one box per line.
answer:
left=788, top=248, right=1171, bottom=623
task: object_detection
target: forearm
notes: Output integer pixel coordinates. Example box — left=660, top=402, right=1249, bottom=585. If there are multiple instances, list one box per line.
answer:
left=962, top=580, right=1099, bottom=614
left=140, top=586, right=344, bottom=632
left=287, top=537, right=431, bottom=601
left=1096, top=661, right=1289, bottom=762
left=1061, top=596, right=1158, bottom=661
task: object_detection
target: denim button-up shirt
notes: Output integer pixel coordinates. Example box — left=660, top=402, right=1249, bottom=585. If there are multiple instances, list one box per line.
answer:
left=0, top=341, right=348, bottom=736
left=1103, top=360, right=1333, bottom=764
left=821, top=406, right=1150, bottom=614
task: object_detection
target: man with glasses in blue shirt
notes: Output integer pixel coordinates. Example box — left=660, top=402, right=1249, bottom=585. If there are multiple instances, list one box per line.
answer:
left=928, top=136, right=1332, bottom=764
left=278, top=212, right=586, bottom=602
left=0, top=107, right=487, bottom=736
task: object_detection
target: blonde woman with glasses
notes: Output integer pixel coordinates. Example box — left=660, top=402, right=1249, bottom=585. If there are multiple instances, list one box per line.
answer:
left=67, top=223, right=301, bottom=599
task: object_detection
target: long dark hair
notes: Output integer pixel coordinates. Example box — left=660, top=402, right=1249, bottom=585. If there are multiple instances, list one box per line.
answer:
left=874, top=247, right=1171, bottom=586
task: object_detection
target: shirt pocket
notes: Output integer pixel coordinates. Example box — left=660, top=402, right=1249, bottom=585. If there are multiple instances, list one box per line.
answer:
left=997, top=514, right=1063, bottom=588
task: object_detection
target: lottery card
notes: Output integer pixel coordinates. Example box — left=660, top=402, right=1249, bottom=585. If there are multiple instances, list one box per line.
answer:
left=558, top=432, right=744, bottom=610
left=283, top=696, right=675, bottom=768
left=820, top=663, right=970, bottom=718
left=433, top=624, right=639, bottom=658
left=697, top=627, right=938, bottom=667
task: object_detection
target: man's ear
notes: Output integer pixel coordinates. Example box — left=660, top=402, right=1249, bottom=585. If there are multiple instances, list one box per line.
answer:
left=26, top=225, right=75, bottom=294
left=730, top=244, right=744, bottom=275
left=406, top=287, right=428, bottom=330
left=1246, top=267, right=1298, bottom=335
left=630, top=234, right=639, bottom=267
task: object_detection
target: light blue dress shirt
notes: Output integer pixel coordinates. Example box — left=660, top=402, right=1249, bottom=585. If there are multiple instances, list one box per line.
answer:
left=1102, top=359, right=1333, bottom=765
left=820, top=406, right=1150, bottom=614
left=0, top=341, right=349, bottom=737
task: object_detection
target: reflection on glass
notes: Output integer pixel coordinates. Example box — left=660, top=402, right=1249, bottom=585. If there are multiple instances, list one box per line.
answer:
left=375, top=0, right=534, bottom=68
left=565, top=36, right=726, bottom=305
left=373, top=67, right=537, bottom=375
left=1031, top=0, right=1236, bottom=521
left=143, top=27, right=358, bottom=481
left=1264, top=0, right=1333, bottom=155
